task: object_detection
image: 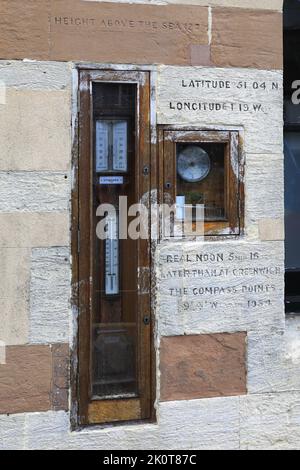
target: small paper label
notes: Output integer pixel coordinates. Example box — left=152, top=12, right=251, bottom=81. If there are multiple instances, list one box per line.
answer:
left=99, top=176, right=124, bottom=185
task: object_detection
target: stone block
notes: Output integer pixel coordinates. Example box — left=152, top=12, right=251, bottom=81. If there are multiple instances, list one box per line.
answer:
left=157, top=66, right=283, bottom=154
left=0, top=0, right=49, bottom=61
left=246, top=154, right=284, bottom=222
left=259, top=218, right=284, bottom=241
left=30, top=248, right=70, bottom=344
left=0, top=345, right=52, bottom=414
left=0, top=171, right=69, bottom=212
left=211, top=8, right=283, bottom=70
left=0, top=344, right=69, bottom=416
left=0, top=248, right=30, bottom=345
left=0, top=212, right=69, bottom=248
left=160, top=333, right=247, bottom=401
left=0, top=89, right=71, bottom=171
left=240, top=392, right=300, bottom=450
left=157, top=241, right=285, bottom=337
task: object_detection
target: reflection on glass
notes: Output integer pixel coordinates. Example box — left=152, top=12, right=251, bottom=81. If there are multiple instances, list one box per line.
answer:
left=285, top=132, right=300, bottom=270
left=92, top=325, right=136, bottom=399
left=95, top=120, right=128, bottom=173
left=176, top=143, right=225, bottom=222
left=105, top=213, right=119, bottom=296
left=92, top=82, right=138, bottom=400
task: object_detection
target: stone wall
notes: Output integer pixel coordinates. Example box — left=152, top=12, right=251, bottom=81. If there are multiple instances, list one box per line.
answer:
left=1, top=0, right=300, bottom=451
left=0, top=61, right=71, bottom=422
left=0, top=0, right=283, bottom=68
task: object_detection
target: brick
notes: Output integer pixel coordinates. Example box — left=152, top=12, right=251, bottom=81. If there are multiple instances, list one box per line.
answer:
left=160, top=332, right=247, bottom=401
left=0, top=0, right=208, bottom=65
left=51, top=344, right=69, bottom=411
left=0, top=0, right=49, bottom=61
left=190, top=45, right=212, bottom=66
left=166, top=0, right=283, bottom=9
left=0, top=345, right=52, bottom=414
left=211, top=8, right=283, bottom=70
left=0, top=1, right=284, bottom=68
left=0, top=344, right=69, bottom=415
left=50, top=1, right=208, bottom=65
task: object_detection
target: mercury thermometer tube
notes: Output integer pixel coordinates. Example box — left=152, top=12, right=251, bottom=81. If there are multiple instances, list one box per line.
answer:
left=105, top=213, right=119, bottom=296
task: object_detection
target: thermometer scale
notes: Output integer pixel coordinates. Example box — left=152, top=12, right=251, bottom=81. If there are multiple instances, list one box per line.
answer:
left=105, top=213, right=119, bottom=296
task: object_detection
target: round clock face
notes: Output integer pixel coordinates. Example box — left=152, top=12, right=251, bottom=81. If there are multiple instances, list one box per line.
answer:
left=177, top=146, right=211, bottom=183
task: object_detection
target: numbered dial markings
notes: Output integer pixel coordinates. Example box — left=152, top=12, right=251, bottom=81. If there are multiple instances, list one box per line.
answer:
left=177, top=146, right=211, bottom=183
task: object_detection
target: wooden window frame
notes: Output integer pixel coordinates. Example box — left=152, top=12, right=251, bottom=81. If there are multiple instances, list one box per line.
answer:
left=72, top=69, right=155, bottom=427
left=158, top=127, right=244, bottom=237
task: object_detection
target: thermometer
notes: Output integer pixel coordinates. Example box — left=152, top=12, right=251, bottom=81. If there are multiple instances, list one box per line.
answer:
left=105, top=213, right=119, bottom=296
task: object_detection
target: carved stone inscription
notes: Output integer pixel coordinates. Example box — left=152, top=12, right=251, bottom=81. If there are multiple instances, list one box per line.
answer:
left=48, top=2, right=208, bottom=65
left=51, top=16, right=203, bottom=33
left=161, top=251, right=280, bottom=309
left=158, top=242, right=284, bottom=335
left=157, top=67, right=283, bottom=154
left=170, top=78, right=279, bottom=114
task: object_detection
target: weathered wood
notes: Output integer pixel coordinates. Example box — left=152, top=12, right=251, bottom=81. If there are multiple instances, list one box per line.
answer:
left=88, top=399, right=141, bottom=425
left=76, top=70, right=153, bottom=426
left=158, top=126, right=244, bottom=237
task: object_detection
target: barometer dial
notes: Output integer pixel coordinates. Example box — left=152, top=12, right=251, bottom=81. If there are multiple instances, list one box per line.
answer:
left=177, top=146, right=211, bottom=183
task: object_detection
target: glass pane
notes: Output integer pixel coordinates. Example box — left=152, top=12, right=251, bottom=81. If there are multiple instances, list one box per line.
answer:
left=93, top=324, right=137, bottom=398
left=176, top=143, right=226, bottom=222
left=284, top=98, right=300, bottom=127
left=95, top=120, right=128, bottom=173
left=91, top=82, right=138, bottom=400
left=284, top=0, right=300, bottom=29
left=285, top=132, right=300, bottom=271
